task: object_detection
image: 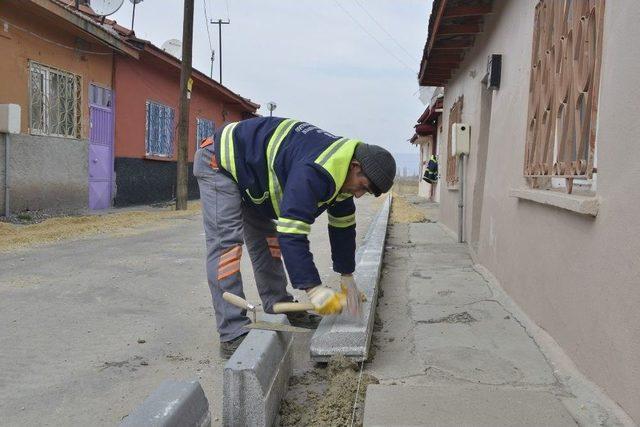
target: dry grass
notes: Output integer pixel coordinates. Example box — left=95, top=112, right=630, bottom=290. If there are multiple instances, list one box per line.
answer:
left=0, top=202, right=201, bottom=253
left=390, top=179, right=426, bottom=224
left=390, top=193, right=426, bottom=224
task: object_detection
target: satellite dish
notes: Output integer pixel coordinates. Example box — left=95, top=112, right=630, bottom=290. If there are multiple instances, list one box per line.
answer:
left=161, top=39, right=182, bottom=59
left=91, top=0, right=125, bottom=16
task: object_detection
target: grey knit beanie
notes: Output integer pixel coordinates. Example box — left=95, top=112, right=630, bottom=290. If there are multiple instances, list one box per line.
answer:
left=353, top=143, right=396, bottom=196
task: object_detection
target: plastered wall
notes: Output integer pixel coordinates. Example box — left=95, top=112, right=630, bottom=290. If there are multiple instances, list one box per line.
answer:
left=436, top=0, right=640, bottom=421
left=0, top=4, right=113, bottom=138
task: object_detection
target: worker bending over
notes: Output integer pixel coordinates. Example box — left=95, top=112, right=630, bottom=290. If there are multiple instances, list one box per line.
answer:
left=193, top=117, right=396, bottom=358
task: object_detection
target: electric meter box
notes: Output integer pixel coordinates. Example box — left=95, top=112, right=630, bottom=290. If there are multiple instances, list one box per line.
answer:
left=451, top=123, right=470, bottom=156
left=0, top=104, right=20, bottom=134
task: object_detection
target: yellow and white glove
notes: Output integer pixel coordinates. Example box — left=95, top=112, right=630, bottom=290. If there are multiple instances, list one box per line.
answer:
left=306, top=285, right=344, bottom=315
left=340, top=274, right=367, bottom=302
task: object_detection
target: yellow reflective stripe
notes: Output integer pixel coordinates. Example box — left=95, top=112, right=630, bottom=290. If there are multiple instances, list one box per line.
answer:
left=314, top=138, right=361, bottom=204
left=335, top=193, right=352, bottom=202
left=328, top=213, right=356, bottom=228
left=219, top=122, right=240, bottom=181
left=245, top=189, right=269, bottom=204
left=276, top=217, right=311, bottom=235
left=267, top=119, right=298, bottom=216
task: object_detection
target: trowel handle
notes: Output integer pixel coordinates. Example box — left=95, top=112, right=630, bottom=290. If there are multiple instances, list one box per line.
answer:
left=223, top=292, right=255, bottom=311
left=272, top=302, right=315, bottom=313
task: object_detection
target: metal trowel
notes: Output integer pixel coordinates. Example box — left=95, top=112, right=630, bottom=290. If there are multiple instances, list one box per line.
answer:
left=222, top=292, right=314, bottom=333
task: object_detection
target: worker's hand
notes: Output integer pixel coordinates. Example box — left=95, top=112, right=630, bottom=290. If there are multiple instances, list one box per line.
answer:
left=306, top=286, right=344, bottom=315
left=340, top=274, right=367, bottom=302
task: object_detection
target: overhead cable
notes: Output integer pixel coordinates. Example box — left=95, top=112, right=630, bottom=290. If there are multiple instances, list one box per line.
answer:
left=353, top=0, right=415, bottom=61
left=202, top=0, right=213, bottom=51
left=332, top=0, right=416, bottom=74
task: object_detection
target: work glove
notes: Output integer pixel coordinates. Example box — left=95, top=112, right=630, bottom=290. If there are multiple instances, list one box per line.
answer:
left=306, top=285, right=344, bottom=315
left=340, top=275, right=367, bottom=302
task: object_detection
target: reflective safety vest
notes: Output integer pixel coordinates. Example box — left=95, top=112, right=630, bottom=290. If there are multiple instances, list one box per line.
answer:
left=211, top=117, right=360, bottom=288
left=423, top=155, right=439, bottom=184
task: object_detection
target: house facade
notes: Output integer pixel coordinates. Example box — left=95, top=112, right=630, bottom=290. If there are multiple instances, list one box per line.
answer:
left=0, top=0, right=138, bottom=213
left=112, top=40, right=258, bottom=206
left=419, top=0, right=639, bottom=422
left=410, top=88, right=443, bottom=201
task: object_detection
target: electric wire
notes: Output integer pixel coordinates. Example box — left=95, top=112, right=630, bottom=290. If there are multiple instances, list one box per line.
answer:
left=2, top=19, right=112, bottom=55
left=202, top=0, right=213, bottom=52
left=332, top=0, right=416, bottom=74
left=353, top=0, right=415, bottom=61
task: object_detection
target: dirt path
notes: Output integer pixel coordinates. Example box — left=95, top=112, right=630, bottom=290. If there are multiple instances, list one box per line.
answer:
left=0, top=202, right=202, bottom=252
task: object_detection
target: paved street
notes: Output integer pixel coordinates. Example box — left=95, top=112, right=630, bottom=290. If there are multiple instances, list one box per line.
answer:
left=0, top=196, right=381, bottom=426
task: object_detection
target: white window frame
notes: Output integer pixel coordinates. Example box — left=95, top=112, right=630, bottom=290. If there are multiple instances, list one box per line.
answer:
left=29, top=61, right=82, bottom=139
left=145, top=100, right=175, bottom=158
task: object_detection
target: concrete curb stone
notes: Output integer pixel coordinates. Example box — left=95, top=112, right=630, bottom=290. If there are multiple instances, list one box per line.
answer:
left=223, top=313, right=294, bottom=427
left=119, top=379, right=211, bottom=427
left=310, top=193, right=392, bottom=362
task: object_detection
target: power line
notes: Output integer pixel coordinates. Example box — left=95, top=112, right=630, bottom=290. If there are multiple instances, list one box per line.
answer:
left=331, top=0, right=416, bottom=74
left=202, top=0, right=215, bottom=78
left=202, top=0, right=213, bottom=51
left=353, top=0, right=415, bottom=61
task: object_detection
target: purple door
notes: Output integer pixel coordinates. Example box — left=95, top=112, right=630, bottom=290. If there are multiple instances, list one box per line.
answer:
left=88, top=85, right=114, bottom=210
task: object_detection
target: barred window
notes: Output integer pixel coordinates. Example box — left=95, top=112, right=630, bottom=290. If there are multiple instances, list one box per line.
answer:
left=524, top=0, right=605, bottom=192
left=29, top=61, right=81, bottom=138
left=145, top=101, right=175, bottom=157
left=446, top=96, right=463, bottom=185
left=196, top=117, right=214, bottom=150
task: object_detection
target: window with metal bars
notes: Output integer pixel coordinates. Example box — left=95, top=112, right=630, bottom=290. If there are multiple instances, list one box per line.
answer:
left=196, top=117, right=214, bottom=150
left=524, top=0, right=605, bottom=193
left=145, top=100, right=175, bottom=157
left=29, top=61, right=81, bottom=138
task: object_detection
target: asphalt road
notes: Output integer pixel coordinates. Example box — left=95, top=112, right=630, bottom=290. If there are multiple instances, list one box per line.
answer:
left=0, top=196, right=381, bottom=426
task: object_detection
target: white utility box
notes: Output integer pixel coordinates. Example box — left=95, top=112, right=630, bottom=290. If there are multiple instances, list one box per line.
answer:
left=0, top=104, right=21, bottom=134
left=451, top=122, right=470, bottom=156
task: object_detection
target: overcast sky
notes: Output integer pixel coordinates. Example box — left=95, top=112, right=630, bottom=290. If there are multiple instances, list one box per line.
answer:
left=110, top=0, right=433, bottom=158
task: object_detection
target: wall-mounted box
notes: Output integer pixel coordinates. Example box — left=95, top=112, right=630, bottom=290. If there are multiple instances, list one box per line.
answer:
left=451, top=123, right=470, bottom=156
left=0, top=104, right=21, bottom=134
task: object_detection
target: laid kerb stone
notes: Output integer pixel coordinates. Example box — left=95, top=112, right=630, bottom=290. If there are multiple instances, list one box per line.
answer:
left=120, top=379, right=211, bottom=427
left=223, top=313, right=294, bottom=427
left=310, top=194, right=391, bottom=362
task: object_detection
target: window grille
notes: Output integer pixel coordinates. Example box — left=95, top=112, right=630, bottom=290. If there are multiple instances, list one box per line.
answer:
left=145, top=101, right=175, bottom=157
left=524, top=0, right=605, bottom=189
left=29, top=61, right=81, bottom=138
left=446, top=96, right=463, bottom=185
left=196, top=117, right=214, bottom=150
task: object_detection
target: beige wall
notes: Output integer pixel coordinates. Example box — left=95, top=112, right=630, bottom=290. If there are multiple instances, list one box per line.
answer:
left=436, top=0, right=640, bottom=421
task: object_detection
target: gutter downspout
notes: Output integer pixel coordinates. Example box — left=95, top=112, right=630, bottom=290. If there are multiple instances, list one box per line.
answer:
left=458, top=153, right=464, bottom=243
left=4, top=132, right=10, bottom=218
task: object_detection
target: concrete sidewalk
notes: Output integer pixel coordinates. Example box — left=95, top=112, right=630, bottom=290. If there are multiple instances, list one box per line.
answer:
left=364, top=199, right=630, bottom=426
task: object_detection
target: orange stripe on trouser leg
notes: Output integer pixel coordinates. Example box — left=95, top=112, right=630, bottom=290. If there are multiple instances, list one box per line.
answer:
left=210, top=154, right=218, bottom=169
left=269, top=247, right=281, bottom=258
left=200, top=136, right=214, bottom=148
left=266, top=236, right=278, bottom=246
left=217, top=259, right=240, bottom=281
left=266, top=237, right=280, bottom=258
left=220, top=246, right=242, bottom=263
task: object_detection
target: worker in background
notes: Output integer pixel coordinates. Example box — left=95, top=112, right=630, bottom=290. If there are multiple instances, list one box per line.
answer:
left=422, top=154, right=439, bottom=184
left=193, top=117, right=396, bottom=358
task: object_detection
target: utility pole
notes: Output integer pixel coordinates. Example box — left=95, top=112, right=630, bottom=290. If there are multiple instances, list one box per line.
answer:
left=176, top=0, right=194, bottom=211
left=210, top=19, right=230, bottom=84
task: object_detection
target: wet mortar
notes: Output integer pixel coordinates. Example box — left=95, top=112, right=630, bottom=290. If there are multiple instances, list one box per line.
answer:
left=279, top=355, right=379, bottom=426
